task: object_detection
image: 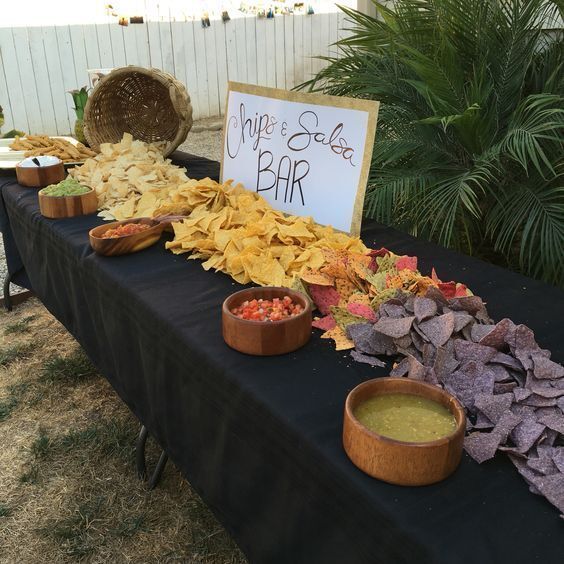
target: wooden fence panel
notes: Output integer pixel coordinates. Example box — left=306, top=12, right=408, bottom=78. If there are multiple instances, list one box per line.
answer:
left=0, top=14, right=340, bottom=134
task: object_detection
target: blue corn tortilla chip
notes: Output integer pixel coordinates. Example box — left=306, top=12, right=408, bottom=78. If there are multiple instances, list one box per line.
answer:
left=346, top=323, right=379, bottom=355
left=372, top=316, right=415, bottom=339
left=494, top=411, right=522, bottom=443
left=522, top=395, right=559, bottom=408
left=490, top=364, right=512, bottom=382
left=424, top=286, right=449, bottom=307
left=529, top=385, right=564, bottom=399
left=410, top=329, right=427, bottom=352
left=379, top=303, right=407, bottom=319
left=421, top=343, right=436, bottom=366
left=473, top=412, right=495, bottom=429
left=530, top=474, right=564, bottom=514
left=527, top=456, right=559, bottom=476
left=454, top=340, right=498, bottom=364
left=346, top=322, right=373, bottom=342
left=413, top=297, right=437, bottom=322
left=537, top=413, right=564, bottom=435
left=490, top=351, right=524, bottom=372
left=349, top=350, right=386, bottom=368
left=471, top=324, right=496, bottom=343
left=474, top=392, right=514, bottom=424
left=443, top=361, right=495, bottom=411
left=509, top=454, right=543, bottom=495
left=479, top=318, right=515, bottom=350
left=510, top=417, right=546, bottom=453
left=449, top=295, right=486, bottom=315
left=390, top=357, right=409, bottom=377
left=403, top=295, right=415, bottom=313
left=510, top=404, right=536, bottom=418
left=453, top=311, right=474, bottom=333
left=540, top=428, right=559, bottom=447
left=552, top=449, right=564, bottom=473
left=494, top=382, right=518, bottom=394
left=417, top=312, right=455, bottom=347
left=433, top=344, right=459, bottom=382
left=464, top=432, right=503, bottom=463
left=514, top=388, right=533, bottom=402
left=394, top=334, right=413, bottom=350
left=532, top=353, right=564, bottom=380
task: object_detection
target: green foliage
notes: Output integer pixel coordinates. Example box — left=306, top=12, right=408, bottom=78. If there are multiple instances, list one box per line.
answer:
left=4, top=315, right=38, bottom=335
left=0, top=343, right=33, bottom=367
left=0, top=383, right=29, bottom=422
left=302, top=0, right=564, bottom=286
left=40, top=348, right=97, bottom=383
left=67, top=87, right=89, bottom=120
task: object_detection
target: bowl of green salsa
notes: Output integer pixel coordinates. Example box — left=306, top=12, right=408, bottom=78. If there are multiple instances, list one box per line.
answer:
left=343, top=378, right=465, bottom=486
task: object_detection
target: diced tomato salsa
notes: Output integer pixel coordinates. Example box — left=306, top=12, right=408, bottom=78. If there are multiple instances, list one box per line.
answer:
left=231, top=296, right=303, bottom=322
left=101, top=222, right=151, bottom=239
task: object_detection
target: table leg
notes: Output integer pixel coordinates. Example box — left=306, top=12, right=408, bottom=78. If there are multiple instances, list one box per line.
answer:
left=2, top=267, right=31, bottom=312
left=135, top=424, right=168, bottom=490
left=136, top=425, right=149, bottom=480
left=3, top=272, right=13, bottom=311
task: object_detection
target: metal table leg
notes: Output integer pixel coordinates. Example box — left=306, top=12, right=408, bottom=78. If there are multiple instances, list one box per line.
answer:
left=3, top=267, right=27, bottom=312
left=135, top=424, right=169, bottom=490
left=3, top=272, right=12, bottom=312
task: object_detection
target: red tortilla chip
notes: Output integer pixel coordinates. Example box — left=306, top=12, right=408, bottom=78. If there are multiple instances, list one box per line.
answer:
left=311, top=315, right=336, bottom=331
left=346, top=302, right=377, bottom=322
left=395, top=255, right=417, bottom=271
left=438, top=282, right=457, bottom=298
left=308, top=284, right=340, bottom=315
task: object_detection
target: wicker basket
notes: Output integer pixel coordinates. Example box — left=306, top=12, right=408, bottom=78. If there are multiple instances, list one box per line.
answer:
left=83, top=66, right=192, bottom=157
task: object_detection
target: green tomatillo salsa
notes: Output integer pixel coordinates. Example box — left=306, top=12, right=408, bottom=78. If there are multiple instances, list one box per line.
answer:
left=354, top=392, right=457, bottom=443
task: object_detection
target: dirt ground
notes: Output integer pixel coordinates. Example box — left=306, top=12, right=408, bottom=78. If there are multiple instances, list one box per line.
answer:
left=0, top=298, right=246, bottom=564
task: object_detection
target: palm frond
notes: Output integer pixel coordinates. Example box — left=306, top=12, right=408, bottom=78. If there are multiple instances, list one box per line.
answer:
left=486, top=172, right=564, bottom=285
left=301, top=0, right=564, bottom=285
left=501, top=94, right=564, bottom=177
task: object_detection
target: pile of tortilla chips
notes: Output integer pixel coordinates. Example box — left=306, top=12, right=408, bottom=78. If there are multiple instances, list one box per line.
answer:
left=165, top=181, right=367, bottom=286
left=69, top=133, right=189, bottom=219
left=343, top=288, right=564, bottom=516
left=301, top=247, right=470, bottom=350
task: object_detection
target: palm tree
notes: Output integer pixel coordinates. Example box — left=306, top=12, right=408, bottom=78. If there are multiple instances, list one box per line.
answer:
left=302, top=0, right=564, bottom=286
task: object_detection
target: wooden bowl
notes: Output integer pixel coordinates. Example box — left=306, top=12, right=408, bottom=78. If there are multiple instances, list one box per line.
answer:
left=89, top=218, right=165, bottom=256
left=222, top=287, right=312, bottom=356
left=343, top=378, right=466, bottom=486
left=16, top=157, right=65, bottom=188
left=39, top=187, right=98, bottom=219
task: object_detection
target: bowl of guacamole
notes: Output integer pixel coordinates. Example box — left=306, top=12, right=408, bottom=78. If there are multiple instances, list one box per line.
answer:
left=40, top=178, right=92, bottom=198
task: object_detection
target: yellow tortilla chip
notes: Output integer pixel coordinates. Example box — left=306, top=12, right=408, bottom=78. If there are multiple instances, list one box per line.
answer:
left=320, top=326, right=355, bottom=351
left=300, top=269, right=335, bottom=286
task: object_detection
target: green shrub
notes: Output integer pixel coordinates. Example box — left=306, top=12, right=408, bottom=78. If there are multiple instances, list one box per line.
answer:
left=303, top=0, right=564, bottom=286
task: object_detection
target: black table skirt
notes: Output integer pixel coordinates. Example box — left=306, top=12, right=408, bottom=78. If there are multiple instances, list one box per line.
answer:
left=1, top=153, right=563, bottom=564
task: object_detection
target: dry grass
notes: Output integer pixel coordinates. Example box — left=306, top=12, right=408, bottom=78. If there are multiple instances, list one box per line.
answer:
left=0, top=298, right=246, bottom=564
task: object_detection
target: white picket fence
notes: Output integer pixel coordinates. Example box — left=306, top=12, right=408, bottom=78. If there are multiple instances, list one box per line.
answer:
left=0, top=13, right=350, bottom=136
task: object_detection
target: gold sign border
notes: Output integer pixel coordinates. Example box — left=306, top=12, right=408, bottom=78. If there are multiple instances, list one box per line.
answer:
left=220, top=81, right=379, bottom=236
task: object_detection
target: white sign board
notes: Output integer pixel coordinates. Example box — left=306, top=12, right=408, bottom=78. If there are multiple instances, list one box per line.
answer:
left=220, top=83, right=379, bottom=236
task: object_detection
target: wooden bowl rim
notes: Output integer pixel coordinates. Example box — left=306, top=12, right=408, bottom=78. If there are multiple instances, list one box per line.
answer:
left=38, top=185, right=95, bottom=198
left=88, top=217, right=161, bottom=241
left=222, top=287, right=312, bottom=326
left=16, top=159, right=63, bottom=170
left=345, top=377, right=466, bottom=448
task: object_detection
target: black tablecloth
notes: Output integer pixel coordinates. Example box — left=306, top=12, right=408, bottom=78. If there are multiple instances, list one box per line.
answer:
left=1, top=153, right=563, bottom=564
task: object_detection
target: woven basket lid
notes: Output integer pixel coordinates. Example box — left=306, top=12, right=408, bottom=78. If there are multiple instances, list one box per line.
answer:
left=84, top=66, right=192, bottom=157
